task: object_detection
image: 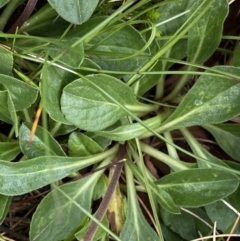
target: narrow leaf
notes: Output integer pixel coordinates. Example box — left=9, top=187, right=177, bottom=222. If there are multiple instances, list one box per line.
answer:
left=156, top=168, right=239, bottom=207
left=0, top=195, right=12, bottom=224
left=203, top=124, right=240, bottom=162
left=0, top=46, right=13, bottom=75
left=97, top=115, right=162, bottom=141
left=0, top=142, right=21, bottom=161
left=0, top=145, right=118, bottom=195
left=187, top=0, right=228, bottom=64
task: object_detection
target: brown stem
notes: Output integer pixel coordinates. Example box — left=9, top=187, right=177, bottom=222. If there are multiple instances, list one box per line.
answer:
left=8, top=0, right=38, bottom=33
left=83, top=144, right=126, bottom=241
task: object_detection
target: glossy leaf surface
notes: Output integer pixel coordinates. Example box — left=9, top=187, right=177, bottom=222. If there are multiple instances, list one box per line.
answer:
left=156, top=168, right=239, bottom=207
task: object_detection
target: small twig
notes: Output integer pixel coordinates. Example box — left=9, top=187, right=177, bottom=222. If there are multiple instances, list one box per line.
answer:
left=8, top=0, right=38, bottom=33
left=83, top=145, right=126, bottom=241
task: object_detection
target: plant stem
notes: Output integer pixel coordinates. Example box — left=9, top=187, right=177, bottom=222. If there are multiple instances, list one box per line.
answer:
left=140, top=141, right=191, bottom=171
left=83, top=145, right=126, bottom=241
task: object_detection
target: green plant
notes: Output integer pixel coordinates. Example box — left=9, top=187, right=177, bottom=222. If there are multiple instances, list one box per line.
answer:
left=0, top=0, right=240, bottom=240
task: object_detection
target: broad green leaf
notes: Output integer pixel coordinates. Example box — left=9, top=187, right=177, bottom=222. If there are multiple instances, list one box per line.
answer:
left=0, top=142, right=21, bottom=161
left=19, top=122, right=66, bottom=159
left=97, top=115, right=162, bottom=141
left=161, top=66, right=240, bottom=132
left=86, top=22, right=149, bottom=74
left=61, top=74, right=146, bottom=131
left=0, top=195, right=12, bottom=224
left=205, top=186, right=240, bottom=233
left=187, top=0, right=228, bottom=64
left=68, top=132, right=103, bottom=157
left=75, top=215, right=109, bottom=241
left=232, top=43, right=240, bottom=67
left=155, top=168, right=239, bottom=207
left=0, top=46, right=13, bottom=75
left=44, top=66, right=76, bottom=124
left=47, top=0, right=98, bottom=24
left=0, top=145, right=117, bottom=195
left=203, top=124, right=240, bottom=162
left=161, top=207, right=212, bottom=240
left=30, top=174, right=100, bottom=241
left=0, top=74, right=38, bottom=111
left=48, top=37, right=84, bottom=68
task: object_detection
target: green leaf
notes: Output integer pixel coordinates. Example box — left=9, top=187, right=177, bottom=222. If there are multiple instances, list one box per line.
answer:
left=155, top=168, right=239, bottom=207
left=0, top=195, right=12, bottom=224
left=68, top=132, right=103, bottom=157
left=120, top=167, right=159, bottom=241
left=0, top=0, right=10, bottom=7
left=19, top=122, right=66, bottom=158
left=0, top=91, right=18, bottom=134
left=0, top=145, right=117, bottom=195
left=154, top=188, right=180, bottom=214
left=232, top=43, right=240, bottom=67
left=161, top=207, right=212, bottom=240
left=47, top=0, right=99, bottom=24
left=86, top=22, right=149, bottom=74
left=0, top=74, right=38, bottom=111
left=0, top=142, right=21, bottom=161
left=203, top=124, right=240, bottom=162
left=30, top=174, right=100, bottom=241
left=161, top=66, right=240, bottom=132
left=44, top=66, right=76, bottom=124
left=187, top=0, right=228, bottom=64
left=61, top=74, right=144, bottom=131
left=156, top=0, right=195, bottom=35
left=0, top=46, right=13, bottom=75
left=205, top=186, right=240, bottom=233
left=97, top=115, right=162, bottom=141
left=48, top=37, right=84, bottom=68
left=75, top=215, right=109, bottom=241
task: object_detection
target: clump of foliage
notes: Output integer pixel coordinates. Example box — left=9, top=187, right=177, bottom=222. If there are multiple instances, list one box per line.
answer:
left=0, top=0, right=240, bottom=241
